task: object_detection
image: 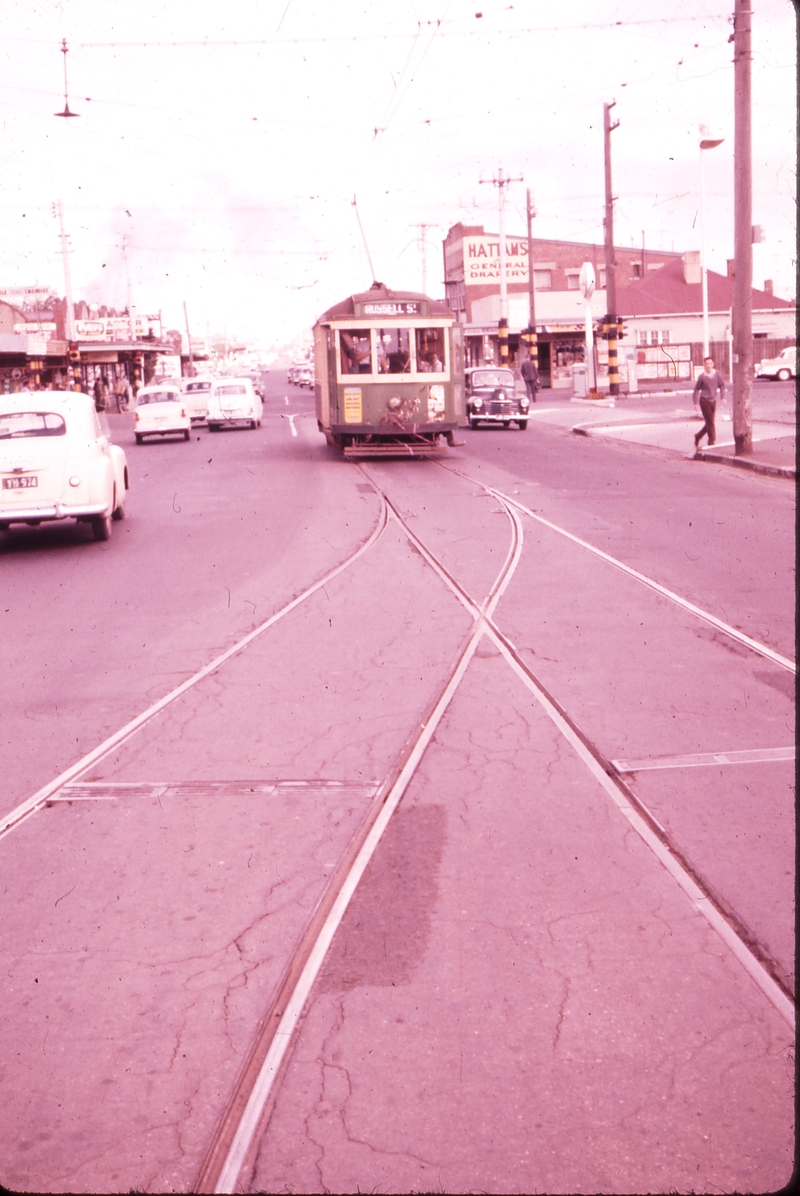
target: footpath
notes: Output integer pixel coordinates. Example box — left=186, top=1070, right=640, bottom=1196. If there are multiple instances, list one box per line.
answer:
left=527, top=383, right=796, bottom=479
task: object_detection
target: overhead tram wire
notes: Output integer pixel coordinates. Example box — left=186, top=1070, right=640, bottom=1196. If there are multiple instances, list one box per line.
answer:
left=70, top=14, right=731, bottom=48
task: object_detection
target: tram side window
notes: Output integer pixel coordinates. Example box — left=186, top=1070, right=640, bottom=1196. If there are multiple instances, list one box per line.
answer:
left=339, top=330, right=372, bottom=375
left=376, top=328, right=410, bottom=374
left=415, top=327, right=445, bottom=373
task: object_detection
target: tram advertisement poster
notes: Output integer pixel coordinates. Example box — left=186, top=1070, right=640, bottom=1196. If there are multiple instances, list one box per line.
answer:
left=343, top=387, right=362, bottom=423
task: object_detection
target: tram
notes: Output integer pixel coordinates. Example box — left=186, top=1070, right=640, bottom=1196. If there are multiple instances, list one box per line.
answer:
left=314, top=283, right=463, bottom=457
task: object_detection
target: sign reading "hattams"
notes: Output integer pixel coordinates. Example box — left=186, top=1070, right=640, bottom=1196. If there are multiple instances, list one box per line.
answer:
left=463, top=236, right=530, bottom=285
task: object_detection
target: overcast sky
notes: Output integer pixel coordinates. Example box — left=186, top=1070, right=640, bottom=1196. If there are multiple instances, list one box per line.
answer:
left=1, top=0, right=795, bottom=349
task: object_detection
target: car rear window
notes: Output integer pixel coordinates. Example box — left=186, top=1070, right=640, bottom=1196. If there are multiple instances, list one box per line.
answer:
left=138, top=391, right=180, bottom=404
left=471, top=371, right=514, bottom=388
left=186, top=382, right=211, bottom=392
left=0, top=411, right=67, bottom=438
left=216, top=385, right=247, bottom=395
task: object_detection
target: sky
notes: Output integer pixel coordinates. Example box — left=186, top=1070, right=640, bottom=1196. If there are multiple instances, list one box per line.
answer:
left=0, top=0, right=795, bottom=351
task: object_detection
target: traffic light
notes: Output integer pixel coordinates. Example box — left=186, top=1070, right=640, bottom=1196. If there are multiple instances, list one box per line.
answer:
left=68, top=342, right=80, bottom=363
left=617, top=318, right=627, bottom=339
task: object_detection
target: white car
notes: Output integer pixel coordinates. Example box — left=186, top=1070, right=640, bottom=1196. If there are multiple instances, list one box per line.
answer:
left=183, top=376, right=215, bottom=423
left=206, top=378, right=263, bottom=431
left=754, top=346, right=795, bottom=381
left=0, top=391, right=128, bottom=542
left=134, top=383, right=191, bottom=443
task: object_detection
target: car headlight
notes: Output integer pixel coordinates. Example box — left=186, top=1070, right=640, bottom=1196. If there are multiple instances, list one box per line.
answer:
left=472, top=397, right=483, bottom=409
left=519, top=397, right=530, bottom=409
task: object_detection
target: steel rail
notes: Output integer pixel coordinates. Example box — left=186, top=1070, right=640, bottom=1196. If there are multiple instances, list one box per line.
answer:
left=0, top=498, right=390, bottom=840
left=197, top=474, right=524, bottom=1194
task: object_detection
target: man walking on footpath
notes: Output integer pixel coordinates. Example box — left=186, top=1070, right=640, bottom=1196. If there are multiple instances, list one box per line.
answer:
left=693, top=356, right=726, bottom=449
left=520, top=352, right=539, bottom=403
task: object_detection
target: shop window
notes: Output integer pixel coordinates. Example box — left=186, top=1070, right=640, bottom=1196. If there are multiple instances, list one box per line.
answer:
left=566, top=273, right=580, bottom=290
left=376, top=328, right=410, bottom=374
left=339, top=330, right=372, bottom=375
left=415, top=327, right=445, bottom=373
left=533, top=270, right=552, bottom=291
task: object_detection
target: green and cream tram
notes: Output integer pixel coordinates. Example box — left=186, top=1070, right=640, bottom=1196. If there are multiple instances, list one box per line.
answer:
left=314, top=284, right=463, bottom=457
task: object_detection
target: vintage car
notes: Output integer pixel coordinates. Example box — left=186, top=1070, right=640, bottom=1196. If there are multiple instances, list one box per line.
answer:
left=465, top=367, right=530, bottom=430
left=0, top=390, right=128, bottom=541
left=206, top=378, right=263, bottom=430
left=183, top=375, right=216, bottom=423
left=134, top=383, right=191, bottom=443
left=754, top=346, right=795, bottom=381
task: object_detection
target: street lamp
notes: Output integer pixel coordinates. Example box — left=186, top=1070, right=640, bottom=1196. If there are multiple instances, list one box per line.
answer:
left=699, top=125, right=724, bottom=359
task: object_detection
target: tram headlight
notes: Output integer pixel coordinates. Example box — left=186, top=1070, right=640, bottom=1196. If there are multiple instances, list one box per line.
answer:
left=387, top=396, right=402, bottom=411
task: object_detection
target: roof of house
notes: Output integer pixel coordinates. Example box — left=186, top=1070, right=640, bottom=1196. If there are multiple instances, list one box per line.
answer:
left=617, top=257, right=795, bottom=316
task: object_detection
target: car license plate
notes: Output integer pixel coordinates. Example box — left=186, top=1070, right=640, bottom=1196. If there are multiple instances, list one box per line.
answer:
left=3, top=476, right=38, bottom=489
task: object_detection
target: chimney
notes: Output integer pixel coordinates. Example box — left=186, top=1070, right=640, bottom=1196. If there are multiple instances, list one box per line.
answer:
left=727, top=259, right=735, bottom=277
left=764, top=279, right=773, bottom=295
left=683, top=250, right=701, bottom=285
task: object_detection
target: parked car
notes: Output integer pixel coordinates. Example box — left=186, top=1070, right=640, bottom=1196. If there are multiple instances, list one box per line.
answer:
left=0, top=391, right=128, bottom=541
left=465, top=367, right=530, bottom=430
left=183, top=376, right=215, bottom=423
left=754, top=346, right=795, bottom=381
left=206, top=378, right=263, bottom=430
left=297, top=366, right=314, bottom=388
left=134, top=383, right=191, bottom=443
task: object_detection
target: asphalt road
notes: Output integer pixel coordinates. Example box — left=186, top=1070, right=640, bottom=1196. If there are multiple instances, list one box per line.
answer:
left=0, top=372, right=794, bottom=1194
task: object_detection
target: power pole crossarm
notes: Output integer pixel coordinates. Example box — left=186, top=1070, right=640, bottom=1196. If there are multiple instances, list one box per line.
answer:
left=480, top=166, right=523, bottom=365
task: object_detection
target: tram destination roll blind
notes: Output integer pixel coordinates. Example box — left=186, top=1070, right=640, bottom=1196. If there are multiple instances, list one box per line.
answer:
left=361, top=301, right=421, bottom=316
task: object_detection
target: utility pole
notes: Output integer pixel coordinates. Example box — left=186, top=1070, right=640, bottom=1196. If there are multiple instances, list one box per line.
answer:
left=732, top=0, right=753, bottom=454
left=122, top=236, right=135, bottom=343
left=523, top=188, right=538, bottom=368
left=184, top=301, right=194, bottom=375
left=55, top=199, right=76, bottom=343
left=480, top=166, right=523, bottom=365
left=603, top=101, right=620, bottom=395
left=411, top=222, right=434, bottom=295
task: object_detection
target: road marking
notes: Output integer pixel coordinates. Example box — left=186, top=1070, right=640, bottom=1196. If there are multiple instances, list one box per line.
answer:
left=1, top=501, right=389, bottom=840
left=50, top=780, right=380, bottom=802
left=613, top=746, right=795, bottom=773
left=281, top=412, right=298, bottom=436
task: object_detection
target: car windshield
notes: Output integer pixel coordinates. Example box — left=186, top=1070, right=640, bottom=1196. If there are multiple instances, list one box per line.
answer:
left=472, top=370, right=514, bottom=388
left=138, top=391, right=180, bottom=404
left=0, top=411, right=67, bottom=439
left=186, top=381, right=211, bottom=392
left=217, top=385, right=247, bottom=395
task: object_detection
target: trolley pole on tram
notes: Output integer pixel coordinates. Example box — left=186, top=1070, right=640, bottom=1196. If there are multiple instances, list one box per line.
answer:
left=480, top=166, right=523, bottom=365
left=603, top=102, right=620, bottom=396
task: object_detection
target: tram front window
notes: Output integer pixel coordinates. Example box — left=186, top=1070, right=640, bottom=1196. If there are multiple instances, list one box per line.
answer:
left=377, top=328, right=410, bottom=374
left=339, top=330, right=372, bottom=374
left=415, top=327, right=445, bottom=373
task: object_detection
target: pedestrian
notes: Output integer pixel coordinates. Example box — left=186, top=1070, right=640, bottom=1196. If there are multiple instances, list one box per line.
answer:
left=520, top=352, right=539, bottom=403
left=693, top=356, right=726, bottom=449
left=93, top=373, right=106, bottom=412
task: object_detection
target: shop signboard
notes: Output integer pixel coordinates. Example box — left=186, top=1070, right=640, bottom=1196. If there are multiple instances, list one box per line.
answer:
left=75, top=314, right=162, bottom=342
left=463, top=236, right=530, bottom=286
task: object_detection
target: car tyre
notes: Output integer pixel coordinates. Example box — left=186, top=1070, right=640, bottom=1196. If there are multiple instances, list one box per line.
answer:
left=135, top=433, right=143, bottom=444
left=469, top=417, right=479, bottom=429
left=183, top=429, right=191, bottom=440
left=517, top=420, right=528, bottom=430
left=92, top=513, right=112, bottom=541
left=111, top=487, right=125, bottom=520
left=503, top=421, right=511, bottom=428
left=250, top=419, right=257, bottom=429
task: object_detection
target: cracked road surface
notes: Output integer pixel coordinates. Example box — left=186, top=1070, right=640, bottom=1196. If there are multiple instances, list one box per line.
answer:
left=0, top=376, right=794, bottom=1193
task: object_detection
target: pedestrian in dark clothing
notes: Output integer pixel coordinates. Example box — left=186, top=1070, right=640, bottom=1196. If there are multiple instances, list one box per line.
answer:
left=520, top=354, right=539, bottom=403
left=693, top=357, right=726, bottom=448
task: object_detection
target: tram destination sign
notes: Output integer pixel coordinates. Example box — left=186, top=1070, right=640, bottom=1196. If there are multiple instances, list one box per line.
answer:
left=359, top=300, right=423, bottom=316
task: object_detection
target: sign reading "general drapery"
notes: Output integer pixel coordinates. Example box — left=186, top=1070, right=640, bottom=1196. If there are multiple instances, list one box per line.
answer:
left=463, top=236, right=531, bottom=285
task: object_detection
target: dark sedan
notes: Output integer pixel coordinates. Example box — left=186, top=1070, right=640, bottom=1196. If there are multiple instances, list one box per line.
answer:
left=465, top=368, right=530, bottom=430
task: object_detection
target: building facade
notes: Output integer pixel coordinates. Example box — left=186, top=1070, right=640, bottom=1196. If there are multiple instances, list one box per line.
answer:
left=442, top=223, right=679, bottom=386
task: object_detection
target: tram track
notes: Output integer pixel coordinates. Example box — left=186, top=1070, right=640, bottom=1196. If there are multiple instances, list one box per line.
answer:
left=3, top=448, right=793, bottom=1194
